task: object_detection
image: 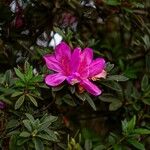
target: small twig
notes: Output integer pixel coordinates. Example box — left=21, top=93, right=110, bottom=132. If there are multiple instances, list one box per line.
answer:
left=126, top=53, right=144, bottom=60
left=16, top=40, right=34, bottom=56
left=133, top=10, right=148, bottom=15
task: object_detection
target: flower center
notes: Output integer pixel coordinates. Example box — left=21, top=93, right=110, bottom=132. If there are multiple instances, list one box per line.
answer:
left=70, top=79, right=79, bottom=85
left=67, top=72, right=81, bottom=85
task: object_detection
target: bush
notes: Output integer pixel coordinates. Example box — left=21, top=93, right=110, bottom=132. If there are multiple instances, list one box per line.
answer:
left=0, top=0, right=150, bottom=149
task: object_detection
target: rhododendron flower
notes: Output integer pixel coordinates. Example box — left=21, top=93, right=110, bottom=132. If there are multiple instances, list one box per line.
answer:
left=44, top=42, right=106, bottom=96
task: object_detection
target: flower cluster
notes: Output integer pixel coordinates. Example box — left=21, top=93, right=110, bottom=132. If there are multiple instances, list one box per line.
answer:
left=44, top=42, right=106, bottom=96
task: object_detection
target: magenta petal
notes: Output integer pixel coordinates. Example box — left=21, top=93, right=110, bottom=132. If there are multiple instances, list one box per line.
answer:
left=44, top=54, right=61, bottom=72
left=55, top=42, right=71, bottom=61
left=89, top=58, right=106, bottom=77
left=81, top=48, right=93, bottom=65
left=78, top=48, right=93, bottom=78
left=45, top=73, right=66, bottom=86
left=55, top=42, right=72, bottom=75
left=81, top=79, right=102, bottom=96
left=71, top=48, right=81, bottom=72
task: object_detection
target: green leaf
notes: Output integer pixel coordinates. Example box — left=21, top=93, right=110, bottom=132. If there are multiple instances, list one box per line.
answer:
left=69, top=86, right=75, bottom=94
left=46, top=129, right=58, bottom=141
left=122, top=119, right=128, bottom=134
left=108, top=133, right=117, bottom=144
left=55, top=96, right=62, bottom=105
left=7, top=131, right=20, bottom=136
left=141, top=75, right=149, bottom=91
left=122, top=7, right=133, bottom=13
left=107, top=75, right=129, bottom=82
left=131, top=87, right=141, bottom=99
left=26, top=65, right=33, bottom=81
left=6, top=119, right=19, bottom=129
left=30, top=75, right=43, bottom=83
left=15, top=80, right=25, bottom=87
left=133, top=128, right=150, bottom=135
left=15, top=95, right=25, bottom=109
left=52, top=84, right=65, bottom=92
left=133, top=2, right=144, bottom=9
left=9, top=135, right=20, bottom=150
left=146, top=54, right=150, bottom=72
left=19, top=131, right=31, bottom=137
left=5, top=69, right=13, bottom=85
left=25, top=113, right=35, bottom=123
left=37, top=132, right=57, bottom=141
left=39, top=115, right=58, bottom=130
left=75, top=92, right=86, bottom=101
left=93, top=145, right=106, bottom=150
left=0, top=87, right=15, bottom=95
left=14, top=68, right=25, bottom=81
left=84, top=139, right=92, bottom=150
left=17, top=138, right=29, bottom=146
left=33, top=138, right=44, bottom=150
left=63, top=94, right=76, bottom=106
left=142, top=98, right=150, bottom=105
left=48, top=115, right=58, bottom=123
left=39, top=121, right=53, bottom=131
left=106, top=62, right=114, bottom=72
left=85, top=93, right=96, bottom=111
left=101, top=81, right=122, bottom=92
left=104, top=0, right=121, bottom=6
left=99, top=94, right=119, bottom=102
left=127, top=139, right=145, bottom=150
left=26, top=94, right=38, bottom=107
left=142, top=35, right=150, bottom=49
left=23, top=119, right=32, bottom=132
left=24, top=61, right=30, bottom=72
left=113, top=144, right=123, bottom=150
left=127, top=116, right=136, bottom=132
left=11, top=91, right=23, bottom=97
left=109, top=100, right=122, bottom=111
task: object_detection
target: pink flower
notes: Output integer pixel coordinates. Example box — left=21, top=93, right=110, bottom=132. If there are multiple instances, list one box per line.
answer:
left=44, top=42, right=106, bottom=96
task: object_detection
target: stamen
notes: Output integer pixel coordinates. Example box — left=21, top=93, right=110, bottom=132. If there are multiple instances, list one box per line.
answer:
left=70, top=79, right=79, bottom=85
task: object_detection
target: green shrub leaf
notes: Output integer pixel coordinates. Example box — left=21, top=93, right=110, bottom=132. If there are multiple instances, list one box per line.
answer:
left=85, top=93, right=96, bottom=111
left=109, top=100, right=122, bottom=111
left=141, top=75, right=149, bottom=91
left=127, top=139, right=145, bottom=150
left=15, top=95, right=25, bottom=109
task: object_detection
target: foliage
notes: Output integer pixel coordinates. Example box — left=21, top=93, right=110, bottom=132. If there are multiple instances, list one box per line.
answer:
left=0, top=0, right=150, bottom=149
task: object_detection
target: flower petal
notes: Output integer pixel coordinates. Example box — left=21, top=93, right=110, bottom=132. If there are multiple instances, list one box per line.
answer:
left=78, top=48, right=93, bottom=78
left=89, top=58, right=106, bottom=78
left=70, top=48, right=81, bottom=73
left=55, top=42, right=71, bottom=61
left=94, top=70, right=107, bottom=79
left=55, top=42, right=72, bottom=75
left=44, top=54, right=61, bottom=72
left=80, top=79, right=102, bottom=96
left=81, top=48, right=93, bottom=65
left=45, top=73, right=66, bottom=86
